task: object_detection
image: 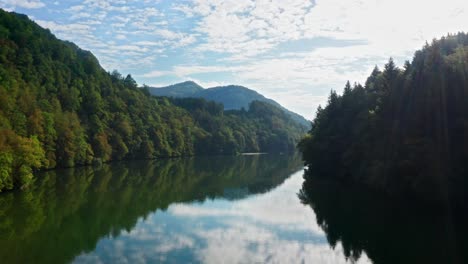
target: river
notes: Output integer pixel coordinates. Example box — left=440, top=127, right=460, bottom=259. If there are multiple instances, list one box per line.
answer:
left=3, top=154, right=464, bottom=263
left=0, top=155, right=468, bottom=264
left=0, top=154, right=371, bottom=263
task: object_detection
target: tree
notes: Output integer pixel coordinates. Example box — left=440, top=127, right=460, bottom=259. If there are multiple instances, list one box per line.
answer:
left=0, top=130, right=46, bottom=191
left=299, top=33, right=468, bottom=205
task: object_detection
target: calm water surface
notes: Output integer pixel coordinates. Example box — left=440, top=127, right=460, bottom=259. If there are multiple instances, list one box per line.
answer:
left=0, top=154, right=371, bottom=264
left=3, top=154, right=467, bottom=263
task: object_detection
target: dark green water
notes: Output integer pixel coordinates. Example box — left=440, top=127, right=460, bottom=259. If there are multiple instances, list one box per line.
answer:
left=299, top=170, right=468, bottom=264
left=1, top=154, right=465, bottom=264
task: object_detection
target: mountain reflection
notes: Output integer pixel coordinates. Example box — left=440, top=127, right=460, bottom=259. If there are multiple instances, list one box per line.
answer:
left=0, top=154, right=302, bottom=264
left=299, top=169, right=468, bottom=264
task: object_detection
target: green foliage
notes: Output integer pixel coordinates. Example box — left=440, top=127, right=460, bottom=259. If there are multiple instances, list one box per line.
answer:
left=299, top=32, right=468, bottom=205
left=170, top=98, right=307, bottom=155
left=0, top=152, right=14, bottom=190
left=0, top=9, right=307, bottom=192
left=0, top=130, right=46, bottom=190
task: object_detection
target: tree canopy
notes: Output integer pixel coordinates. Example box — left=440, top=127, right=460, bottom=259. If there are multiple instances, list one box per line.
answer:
left=299, top=33, right=468, bottom=206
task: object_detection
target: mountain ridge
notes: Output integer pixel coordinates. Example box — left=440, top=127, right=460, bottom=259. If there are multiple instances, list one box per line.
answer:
left=149, top=82, right=311, bottom=127
left=149, top=81, right=203, bottom=97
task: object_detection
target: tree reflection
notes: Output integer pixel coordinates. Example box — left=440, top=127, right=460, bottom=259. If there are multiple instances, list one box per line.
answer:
left=299, top=168, right=468, bottom=264
left=0, top=154, right=302, bottom=264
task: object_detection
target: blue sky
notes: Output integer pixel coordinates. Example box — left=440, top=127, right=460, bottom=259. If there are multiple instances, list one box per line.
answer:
left=1, top=0, right=468, bottom=119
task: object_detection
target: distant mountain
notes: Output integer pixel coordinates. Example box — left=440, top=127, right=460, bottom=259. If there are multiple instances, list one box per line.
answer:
left=149, top=81, right=203, bottom=97
left=150, top=82, right=311, bottom=127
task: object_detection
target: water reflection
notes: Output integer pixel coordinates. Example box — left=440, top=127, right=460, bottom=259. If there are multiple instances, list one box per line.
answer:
left=74, top=170, right=371, bottom=264
left=299, top=169, right=468, bottom=264
left=0, top=154, right=307, bottom=263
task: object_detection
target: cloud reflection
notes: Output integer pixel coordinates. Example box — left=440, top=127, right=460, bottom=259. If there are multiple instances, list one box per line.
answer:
left=73, top=171, right=371, bottom=264
left=169, top=172, right=321, bottom=232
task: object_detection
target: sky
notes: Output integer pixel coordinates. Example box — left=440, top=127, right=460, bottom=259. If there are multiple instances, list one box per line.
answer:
left=1, top=0, right=468, bottom=120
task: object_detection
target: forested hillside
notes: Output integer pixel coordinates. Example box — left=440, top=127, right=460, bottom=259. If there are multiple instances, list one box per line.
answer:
left=299, top=33, right=468, bottom=205
left=150, top=82, right=311, bottom=127
left=0, top=9, right=307, bottom=192
left=170, top=97, right=306, bottom=154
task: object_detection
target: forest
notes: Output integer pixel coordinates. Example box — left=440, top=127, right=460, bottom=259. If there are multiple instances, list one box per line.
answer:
left=299, top=33, right=468, bottom=206
left=0, top=9, right=307, bottom=192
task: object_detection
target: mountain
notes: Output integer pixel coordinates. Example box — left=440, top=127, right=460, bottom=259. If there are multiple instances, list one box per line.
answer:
left=0, top=9, right=307, bottom=192
left=299, top=33, right=468, bottom=206
left=150, top=82, right=311, bottom=127
left=149, top=81, right=203, bottom=97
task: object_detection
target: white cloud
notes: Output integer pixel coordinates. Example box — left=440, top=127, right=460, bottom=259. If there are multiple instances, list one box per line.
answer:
left=35, top=20, right=92, bottom=35
left=174, top=0, right=315, bottom=57
left=70, top=12, right=92, bottom=20
left=67, top=5, right=85, bottom=12
left=138, top=70, right=172, bottom=78
left=186, top=78, right=228, bottom=88
left=134, top=41, right=164, bottom=46
left=155, top=29, right=176, bottom=39
left=299, top=0, right=468, bottom=56
left=172, top=65, right=237, bottom=76
left=0, top=0, right=45, bottom=9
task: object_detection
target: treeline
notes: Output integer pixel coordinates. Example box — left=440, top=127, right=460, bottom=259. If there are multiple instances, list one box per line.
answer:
left=299, top=33, right=468, bottom=205
left=170, top=97, right=306, bottom=154
left=0, top=10, right=307, bottom=192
